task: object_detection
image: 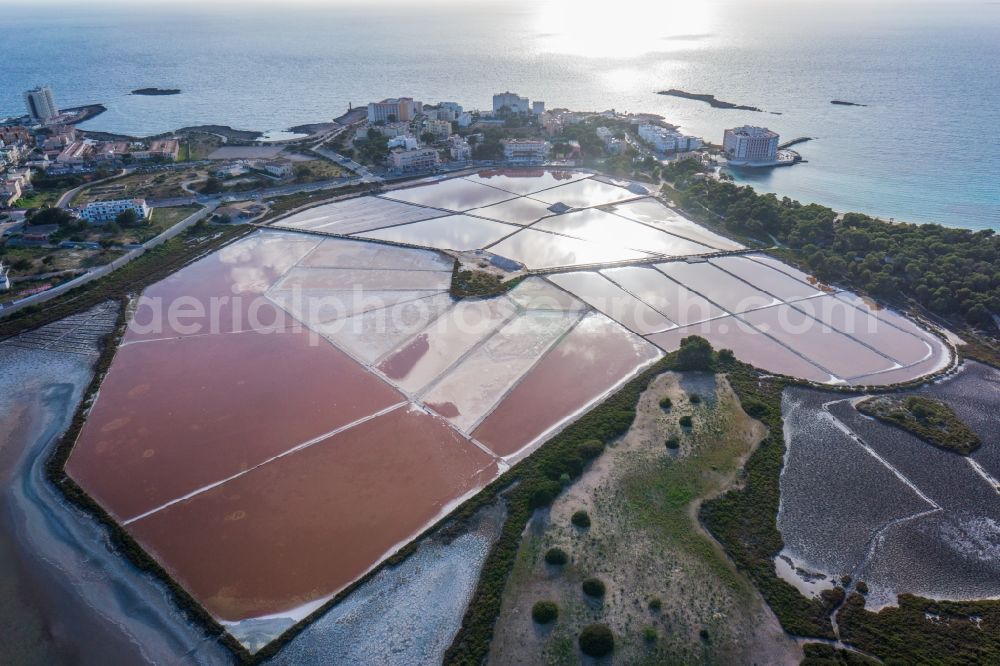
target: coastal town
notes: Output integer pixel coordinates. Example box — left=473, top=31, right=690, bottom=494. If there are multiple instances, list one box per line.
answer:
left=4, top=2, right=1000, bottom=664
left=3, top=86, right=998, bottom=666
left=0, top=84, right=798, bottom=309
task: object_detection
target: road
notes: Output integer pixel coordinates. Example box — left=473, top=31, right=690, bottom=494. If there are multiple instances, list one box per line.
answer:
left=147, top=176, right=366, bottom=208
left=56, top=168, right=128, bottom=209
left=308, top=123, right=382, bottom=184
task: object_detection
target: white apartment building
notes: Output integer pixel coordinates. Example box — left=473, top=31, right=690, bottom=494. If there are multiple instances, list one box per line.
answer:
left=723, top=126, right=779, bottom=164
left=24, top=86, right=58, bottom=123
left=532, top=101, right=546, bottom=115
left=501, top=138, right=551, bottom=164
left=456, top=112, right=473, bottom=128
left=374, top=122, right=412, bottom=139
left=637, top=124, right=703, bottom=153
left=678, top=135, right=703, bottom=152
left=0, top=261, right=10, bottom=292
left=388, top=147, right=440, bottom=172
left=387, top=135, right=420, bottom=151
left=79, top=198, right=151, bottom=224
left=447, top=135, right=472, bottom=161
left=367, top=97, right=422, bottom=123
left=427, top=107, right=456, bottom=122
left=262, top=160, right=294, bottom=178
left=439, top=102, right=463, bottom=115
left=493, top=91, right=530, bottom=114
left=422, top=119, right=452, bottom=140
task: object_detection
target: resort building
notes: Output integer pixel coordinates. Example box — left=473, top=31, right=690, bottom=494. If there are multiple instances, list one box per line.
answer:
left=79, top=198, right=151, bottom=224
left=388, top=146, right=440, bottom=173
left=637, top=124, right=703, bottom=153
left=23, top=85, right=58, bottom=123
left=723, top=125, right=779, bottom=164
left=0, top=261, right=10, bottom=292
left=367, top=97, right=423, bottom=123
left=492, top=91, right=530, bottom=114
left=500, top=138, right=551, bottom=164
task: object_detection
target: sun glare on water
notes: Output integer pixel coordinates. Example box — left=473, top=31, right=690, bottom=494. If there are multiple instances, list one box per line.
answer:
left=530, top=0, right=715, bottom=58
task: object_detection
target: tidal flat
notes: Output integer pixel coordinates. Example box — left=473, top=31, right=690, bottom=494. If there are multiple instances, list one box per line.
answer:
left=0, top=304, right=236, bottom=665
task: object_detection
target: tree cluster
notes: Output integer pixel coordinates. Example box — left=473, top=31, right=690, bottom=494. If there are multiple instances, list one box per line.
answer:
left=674, top=176, right=1000, bottom=328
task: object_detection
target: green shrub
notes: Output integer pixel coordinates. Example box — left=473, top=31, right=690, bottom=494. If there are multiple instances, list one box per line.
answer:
left=579, top=623, right=614, bottom=657
left=740, top=396, right=770, bottom=419
left=582, top=577, right=606, bottom=598
left=531, top=600, right=559, bottom=624
left=642, top=626, right=657, bottom=642
left=578, top=439, right=604, bottom=460
left=571, top=510, right=591, bottom=528
left=559, top=472, right=571, bottom=486
left=544, top=547, right=568, bottom=566
left=679, top=415, right=693, bottom=428
left=856, top=581, right=869, bottom=595
left=648, top=596, right=662, bottom=611
left=699, top=628, right=710, bottom=643
left=659, top=396, right=672, bottom=410
left=689, top=393, right=702, bottom=404
left=665, top=436, right=680, bottom=450
left=676, top=335, right=714, bottom=370
left=529, top=480, right=562, bottom=509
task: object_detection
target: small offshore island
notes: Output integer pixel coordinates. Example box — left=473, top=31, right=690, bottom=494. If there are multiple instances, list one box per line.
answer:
left=658, top=88, right=764, bottom=112
left=2, top=84, right=1000, bottom=666
left=131, top=88, right=181, bottom=96
left=831, top=100, right=867, bottom=107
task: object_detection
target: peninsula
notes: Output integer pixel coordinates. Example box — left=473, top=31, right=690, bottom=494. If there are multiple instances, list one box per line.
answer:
left=657, top=88, right=764, bottom=112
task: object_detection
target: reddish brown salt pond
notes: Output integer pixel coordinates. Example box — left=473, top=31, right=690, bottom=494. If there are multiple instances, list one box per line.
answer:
left=67, top=329, right=403, bottom=521
left=125, top=234, right=319, bottom=342
left=125, top=406, right=499, bottom=622
left=472, top=313, right=660, bottom=457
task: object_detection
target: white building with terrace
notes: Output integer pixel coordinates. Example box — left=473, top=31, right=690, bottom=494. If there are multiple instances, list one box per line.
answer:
left=501, top=138, right=551, bottom=164
left=79, top=198, right=150, bottom=224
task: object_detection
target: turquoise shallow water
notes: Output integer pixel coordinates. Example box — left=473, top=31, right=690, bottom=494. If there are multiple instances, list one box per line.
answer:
left=1, top=0, right=997, bottom=229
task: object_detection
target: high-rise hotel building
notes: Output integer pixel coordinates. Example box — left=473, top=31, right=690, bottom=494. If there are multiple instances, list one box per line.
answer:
left=24, top=85, right=59, bottom=122
left=723, top=126, right=779, bottom=164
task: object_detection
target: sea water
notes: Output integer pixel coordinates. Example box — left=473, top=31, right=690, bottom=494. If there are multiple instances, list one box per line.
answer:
left=1, top=0, right=997, bottom=229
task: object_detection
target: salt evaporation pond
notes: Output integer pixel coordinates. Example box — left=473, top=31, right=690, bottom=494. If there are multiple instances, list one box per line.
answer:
left=777, top=364, right=1000, bottom=609
left=61, top=169, right=956, bottom=655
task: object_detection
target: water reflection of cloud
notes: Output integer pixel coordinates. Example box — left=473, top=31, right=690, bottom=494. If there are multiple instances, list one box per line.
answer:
left=219, top=236, right=317, bottom=294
